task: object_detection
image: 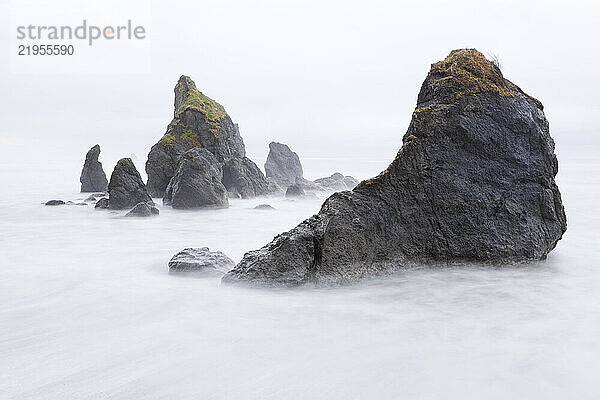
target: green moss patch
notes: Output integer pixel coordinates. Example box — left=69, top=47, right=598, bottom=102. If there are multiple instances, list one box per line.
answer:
left=430, top=49, right=515, bottom=99
left=175, top=86, right=226, bottom=132
left=159, top=134, right=176, bottom=147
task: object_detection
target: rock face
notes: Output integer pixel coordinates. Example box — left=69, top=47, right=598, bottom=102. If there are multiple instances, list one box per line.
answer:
left=163, top=148, right=228, bottom=209
left=313, top=173, right=359, bottom=191
left=45, top=200, right=65, bottom=206
left=168, top=247, right=235, bottom=274
left=222, top=157, right=270, bottom=199
left=264, top=142, right=303, bottom=187
left=125, top=202, right=159, bottom=217
left=107, top=158, right=154, bottom=210
left=80, top=145, right=108, bottom=192
left=146, top=76, right=267, bottom=198
left=285, top=184, right=305, bottom=198
left=94, top=198, right=109, bottom=209
left=223, top=49, right=567, bottom=287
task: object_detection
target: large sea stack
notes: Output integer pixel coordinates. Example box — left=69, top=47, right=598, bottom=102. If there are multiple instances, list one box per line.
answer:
left=223, top=49, right=567, bottom=286
left=80, top=144, right=108, bottom=192
left=145, top=76, right=269, bottom=198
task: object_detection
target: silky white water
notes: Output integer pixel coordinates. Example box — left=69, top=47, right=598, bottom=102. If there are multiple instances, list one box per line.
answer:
left=1, top=154, right=599, bottom=399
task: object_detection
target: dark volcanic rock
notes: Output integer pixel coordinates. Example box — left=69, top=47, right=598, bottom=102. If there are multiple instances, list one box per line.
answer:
left=285, top=184, right=305, bottom=198
left=168, top=247, right=235, bottom=274
left=313, top=172, right=359, bottom=191
left=80, top=145, right=108, bottom=192
left=163, top=148, right=228, bottom=209
left=145, top=76, right=246, bottom=197
left=107, top=158, right=154, bottom=210
left=264, top=142, right=303, bottom=187
left=45, top=200, right=65, bottom=206
left=223, top=49, right=567, bottom=287
left=94, top=197, right=109, bottom=209
left=222, top=157, right=270, bottom=199
left=125, top=202, right=159, bottom=217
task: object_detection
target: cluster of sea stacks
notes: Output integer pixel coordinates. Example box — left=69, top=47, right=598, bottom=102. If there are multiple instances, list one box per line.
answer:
left=55, top=49, right=568, bottom=286
left=67, top=76, right=360, bottom=216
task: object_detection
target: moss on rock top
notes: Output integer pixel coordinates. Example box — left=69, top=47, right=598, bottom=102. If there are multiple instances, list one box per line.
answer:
left=174, top=75, right=227, bottom=126
left=428, top=49, right=516, bottom=99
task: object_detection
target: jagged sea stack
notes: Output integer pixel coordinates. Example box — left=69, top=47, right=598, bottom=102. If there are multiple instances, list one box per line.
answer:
left=107, top=158, right=154, bottom=210
left=80, top=144, right=108, bottom=192
left=145, top=76, right=269, bottom=198
left=223, top=49, right=567, bottom=286
left=264, top=142, right=303, bottom=187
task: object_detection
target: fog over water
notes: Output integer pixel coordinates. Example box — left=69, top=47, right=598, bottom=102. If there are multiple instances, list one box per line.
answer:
left=2, top=0, right=600, bottom=398
left=0, top=148, right=599, bottom=399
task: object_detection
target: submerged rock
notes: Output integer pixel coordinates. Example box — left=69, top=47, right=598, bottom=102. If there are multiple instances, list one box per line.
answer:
left=66, top=201, right=87, bottom=206
left=222, top=157, right=270, bottom=199
left=254, top=204, right=275, bottom=210
left=223, top=49, right=567, bottom=287
left=107, top=158, right=154, bottom=210
left=125, top=202, right=159, bottom=217
left=45, top=200, right=65, bottom=206
left=80, top=145, right=108, bottom=192
left=264, top=142, right=303, bottom=187
left=285, top=184, right=305, bottom=198
left=146, top=76, right=265, bottom=198
left=168, top=247, right=235, bottom=274
left=94, top=197, right=109, bottom=209
left=163, top=148, right=228, bottom=209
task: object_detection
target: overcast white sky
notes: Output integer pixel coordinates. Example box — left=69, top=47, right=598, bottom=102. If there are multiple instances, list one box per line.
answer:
left=1, top=0, right=599, bottom=180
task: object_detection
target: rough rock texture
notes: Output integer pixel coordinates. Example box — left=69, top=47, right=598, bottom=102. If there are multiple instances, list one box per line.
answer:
left=45, top=200, right=65, bottom=206
left=313, top=173, right=359, bottom=191
left=107, top=158, right=154, bottom=210
left=222, top=157, right=270, bottom=199
left=163, top=148, right=228, bottom=209
left=146, top=76, right=248, bottom=197
left=125, top=202, right=159, bottom=217
left=223, top=49, right=567, bottom=287
left=168, top=247, right=235, bottom=274
left=264, top=142, right=303, bottom=186
left=285, top=184, right=305, bottom=198
left=80, top=145, right=108, bottom=192
left=94, top=198, right=109, bottom=209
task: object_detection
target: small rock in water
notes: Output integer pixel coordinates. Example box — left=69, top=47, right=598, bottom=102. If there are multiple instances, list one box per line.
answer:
left=264, top=142, right=304, bottom=187
left=313, top=172, right=359, bottom=191
left=84, top=195, right=98, bottom=202
left=45, top=200, right=65, bottom=206
left=254, top=204, right=275, bottom=210
left=285, top=184, right=305, bottom=198
left=125, top=202, right=159, bottom=217
left=94, top=198, right=109, bottom=209
left=107, top=158, right=154, bottom=210
left=168, top=247, right=235, bottom=274
left=66, top=201, right=87, bottom=206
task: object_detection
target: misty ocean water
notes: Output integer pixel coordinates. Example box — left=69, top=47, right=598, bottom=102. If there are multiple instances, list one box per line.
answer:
left=1, top=154, right=599, bottom=400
